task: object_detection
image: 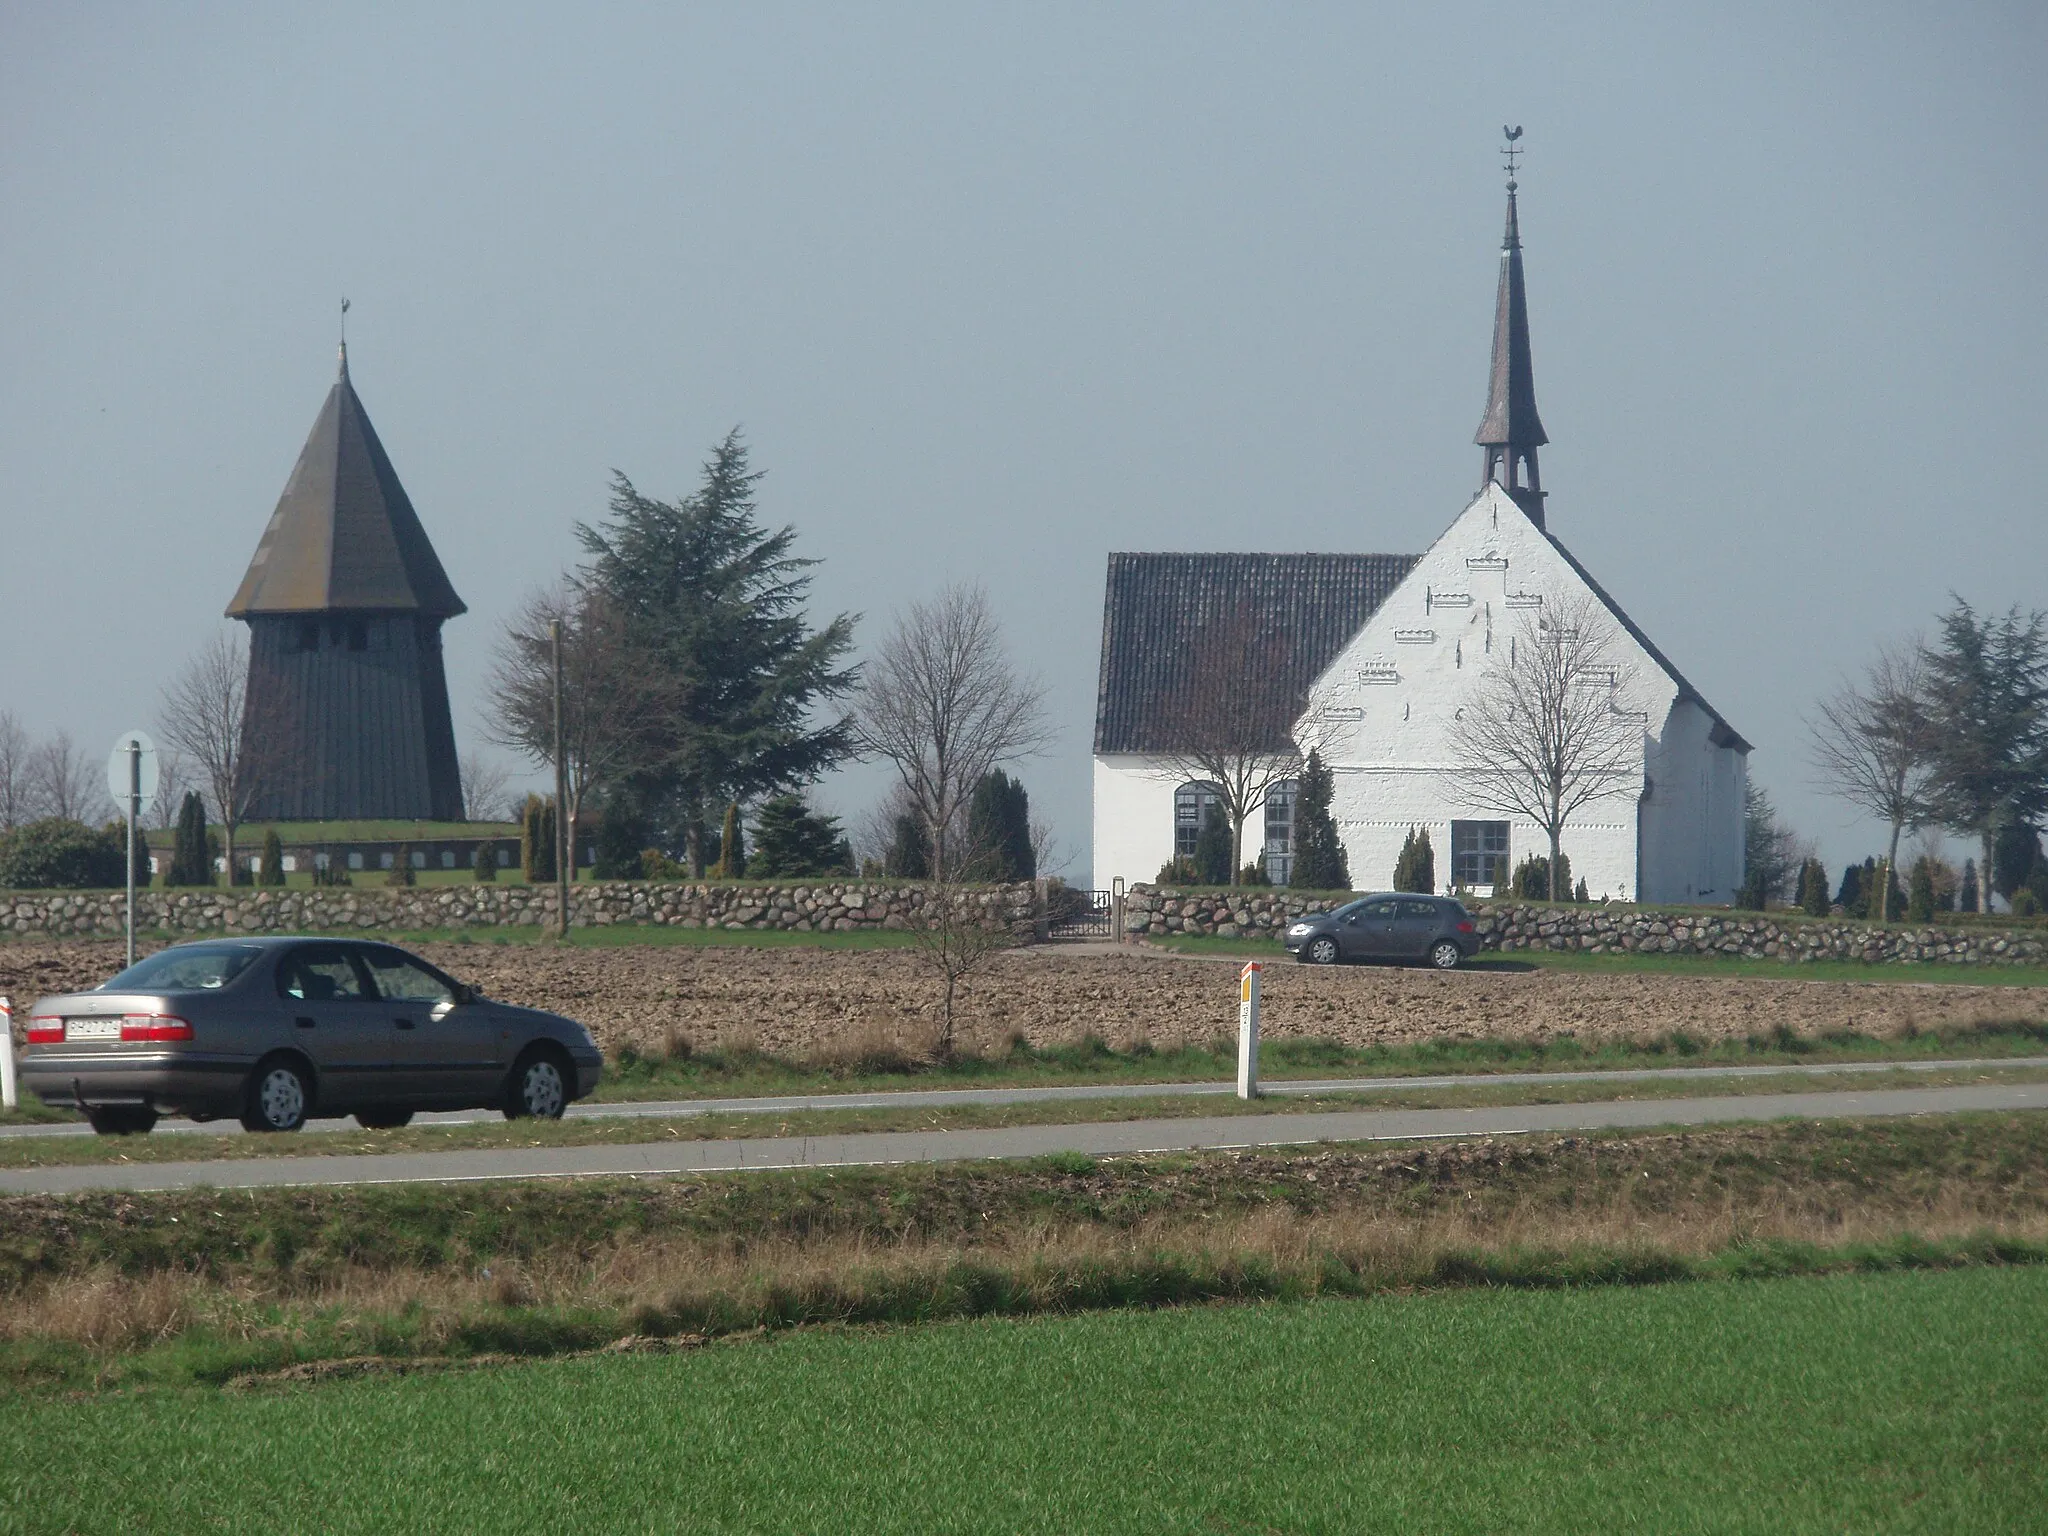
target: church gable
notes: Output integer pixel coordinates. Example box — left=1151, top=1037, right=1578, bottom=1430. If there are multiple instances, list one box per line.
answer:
left=1297, top=484, right=1743, bottom=758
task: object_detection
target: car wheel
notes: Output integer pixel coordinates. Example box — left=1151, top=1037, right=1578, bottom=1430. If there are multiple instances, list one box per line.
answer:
left=1428, top=940, right=1462, bottom=971
left=85, top=1106, right=158, bottom=1136
left=503, top=1049, right=569, bottom=1121
left=1305, top=936, right=1341, bottom=966
left=241, top=1057, right=312, bottom=1133
left=355, top=1109, right=415, bottom=1130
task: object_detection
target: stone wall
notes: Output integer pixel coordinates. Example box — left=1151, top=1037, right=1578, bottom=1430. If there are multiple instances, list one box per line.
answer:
left=0, top=881, right=1036, bottom=940
left=1120, top=886, right=2048, bottom=967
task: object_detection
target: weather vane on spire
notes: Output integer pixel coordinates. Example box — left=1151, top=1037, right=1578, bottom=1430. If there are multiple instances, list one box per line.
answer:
left=1501, top=125, right=1523, bottom=192
left=340, top=296, right=351, bottom=344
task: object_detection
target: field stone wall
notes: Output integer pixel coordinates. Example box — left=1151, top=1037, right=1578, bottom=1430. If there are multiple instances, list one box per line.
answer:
left=0, top=881, right=1035, bottom=940
left=1124, top=887, right=2048, bottom=968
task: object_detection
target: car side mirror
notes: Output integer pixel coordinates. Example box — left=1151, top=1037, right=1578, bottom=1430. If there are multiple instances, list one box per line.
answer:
left=451, top=983, right=476, bottom=1005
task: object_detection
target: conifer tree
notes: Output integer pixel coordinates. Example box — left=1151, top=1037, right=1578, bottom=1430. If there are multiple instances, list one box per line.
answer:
left=258, top=829, right=285, bottom=887
left=714, top=802, right=745, bottom=879
left=1289, top=750, right=1349, bottom=891
left=1393, top=827, right=1435, bottom=893
left=886, top=811, right=930, bottom=878
left=1960, top=859, right=1980, bottom=913
left=1836, top=861, right=1866, bottom=919
left=966, top=770, right=1034, bottom=882
left=521, top=795, right=557, bottom=883
left=578, top=432, right=859, bottom=874
left=1908, top=857, right=1937, bottom=922
left=168, top=792, right=211, bottom=887
left=747, top=794, right=852, bottom=878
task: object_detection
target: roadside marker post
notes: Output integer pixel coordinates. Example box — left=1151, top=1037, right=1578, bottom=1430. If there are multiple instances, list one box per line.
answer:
left=1236, top=961, right=1261, bottom=1099
left=105, top=731, right=159, bottom=974
left=0, top=997, right=14, bottom=1111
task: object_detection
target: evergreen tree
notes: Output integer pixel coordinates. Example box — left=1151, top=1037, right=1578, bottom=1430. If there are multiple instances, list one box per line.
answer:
left=168, top=792, right=211, bottom=887
left=591, top=797, right=648, bottom=879
left=1573, top=876, right=1590, bottom=903
left=1836, top=861, right=1866, bottom=919
left=1512, top=853, right=1551, bottom=900
left=521, top=795, right=557, bottom=883
left=474, top=844, right=498, bottom=881
left=258, top=829, right=285, bottom=887
left=577, top=432, right=859, bottom=874
left=1960, top=858, right=1980, bottom=914
left=1193, top=802, right=1233, bottom=885
left=1907, top=857, right=1937, bottom=922
left=1289, top=750, right=1349, bottom=891
left=1796, top=857, right=1830, bottom=916
left=1922, top=600, right=2048, bottom=911
left=386, top=845, right=416, bottom=887
left=966, top=770, right=1034, bottom=882
left=1992, top=816, right=2044, bottom=905
left=886, top=811, right=930, bottom=878
left=711, top=802, right=745, bottom=879
left=747, top=794, right=852, bottom=878
left=1393, top=827, right=1435, bottom=893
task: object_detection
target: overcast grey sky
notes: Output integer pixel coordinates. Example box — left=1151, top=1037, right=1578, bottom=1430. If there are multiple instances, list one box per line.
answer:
left=4, top=2, right=2044, bottom=880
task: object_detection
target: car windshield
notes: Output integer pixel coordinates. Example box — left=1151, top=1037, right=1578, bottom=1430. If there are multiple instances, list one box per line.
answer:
left=101, top=944, right=266, bottom=993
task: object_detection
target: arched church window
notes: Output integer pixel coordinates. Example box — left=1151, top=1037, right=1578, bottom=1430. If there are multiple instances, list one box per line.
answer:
left=1263, top=780, right=1299, bottom=885
left=1173, top=782, right=1223, bottom=860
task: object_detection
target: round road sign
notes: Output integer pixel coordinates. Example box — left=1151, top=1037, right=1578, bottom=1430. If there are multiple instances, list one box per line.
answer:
left=106, top=730, right=160, bottom=816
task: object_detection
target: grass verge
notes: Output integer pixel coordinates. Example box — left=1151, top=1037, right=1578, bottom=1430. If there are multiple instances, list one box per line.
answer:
left=6, top=1063, right=2047, bottom=1169
left=3, top=1112, right=2045, bottom=1394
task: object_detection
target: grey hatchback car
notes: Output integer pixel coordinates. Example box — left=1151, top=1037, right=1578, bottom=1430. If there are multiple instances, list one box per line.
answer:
left=20, top=936, right=604, bottom=1135
left=1284, top=895, right=1481, bottom=969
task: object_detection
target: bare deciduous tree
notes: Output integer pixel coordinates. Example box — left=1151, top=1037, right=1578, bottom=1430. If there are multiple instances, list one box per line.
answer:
left=30, top=730, right=104, bottom=824
left=858, top=586, right=1050, bottom=882
left=904, top=873, right=1027, bottom=1055
left=1146, top=604, right=1304, bottom=883
left=1807, top=641, right=1938, bottom=922
left=157, top=630, right=279, bottom=879
left=459, top=751, right=514, bottom=824
left=1442, top=596, right=1643, bottom=901
left=485, top=581, right=669, bottom=878
left=0, top=712, right=33, bottom=828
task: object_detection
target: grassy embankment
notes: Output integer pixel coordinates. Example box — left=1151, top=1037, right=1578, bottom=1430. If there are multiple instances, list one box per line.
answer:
left=3, top=1113, right=2045, bottom=1394
left=6, top=1265, right=2042, bottom=1531
left=6, top=1061, right=2047, bottom=1169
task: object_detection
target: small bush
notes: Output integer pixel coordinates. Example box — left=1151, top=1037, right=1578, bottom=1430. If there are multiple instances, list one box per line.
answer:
left=385, top=845, right=416, bottom=887
left=1156, top=855, right=1200, bottom=884
left=1237, top=860, right=1272, bottom=887
left=0, top=818, right=126, bottom=889
left=258, top=829, right=286, bottom=887
left=640, top=848, right=687, bottom=880
left=1393, top=827, right=1435, bottom=894
left=474, top=847, right=498, bottom=882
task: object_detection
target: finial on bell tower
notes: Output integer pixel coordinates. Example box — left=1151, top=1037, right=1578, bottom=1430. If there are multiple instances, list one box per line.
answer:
left=339, top=297, right=351, bottom=376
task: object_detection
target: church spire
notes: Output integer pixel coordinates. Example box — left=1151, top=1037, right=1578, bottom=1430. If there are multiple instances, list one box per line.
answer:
left=1474, top=127, right=1548, bottom=524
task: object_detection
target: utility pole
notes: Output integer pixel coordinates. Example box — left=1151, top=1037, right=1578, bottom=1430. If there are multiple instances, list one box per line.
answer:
left=125, top=740, right=140, bottom=971
left=552, top=619, right=570, bottom=940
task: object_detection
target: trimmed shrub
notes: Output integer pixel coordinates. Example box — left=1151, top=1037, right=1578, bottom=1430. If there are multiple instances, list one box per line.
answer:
left=966, top=770, right=1034, bottom=882
left=168, top=792, right=212, bottom=887
left=713, top=802, right=746, bottom=880
left=1192, top=803, right=1232, bottom=886
left=521, top=795, right=556, bottom=883
left=1908, top=857, right=1937, bottom=922
left=591, top=798, right=647, bottom=880
left=385, top=844, right=416, bottom=887
left=1236, top=860, right=1272, bottom=887
left=1155, top=855, right=1200, bottom=884
left=0, top=818, right=125, bottom=889
left=474, top=844, right=498, bottom=881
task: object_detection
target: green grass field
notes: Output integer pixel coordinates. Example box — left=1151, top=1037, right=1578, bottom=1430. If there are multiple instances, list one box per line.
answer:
left=5, top=1266, right=2042, bottom=1532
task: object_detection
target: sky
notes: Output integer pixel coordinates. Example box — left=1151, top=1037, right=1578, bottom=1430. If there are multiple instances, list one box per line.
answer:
left=3, top=1, right=2044, bottom=882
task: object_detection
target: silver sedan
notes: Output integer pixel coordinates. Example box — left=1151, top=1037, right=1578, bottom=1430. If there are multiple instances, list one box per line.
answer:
left=19, top=936, right=604, bottom=1136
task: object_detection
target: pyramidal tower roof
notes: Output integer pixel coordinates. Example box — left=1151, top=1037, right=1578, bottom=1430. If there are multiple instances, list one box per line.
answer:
left=226, top=345, right=466, bottom=620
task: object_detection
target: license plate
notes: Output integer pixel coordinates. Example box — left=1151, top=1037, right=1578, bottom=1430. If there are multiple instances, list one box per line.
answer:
left=66, top=1018, right=122, bottom=1040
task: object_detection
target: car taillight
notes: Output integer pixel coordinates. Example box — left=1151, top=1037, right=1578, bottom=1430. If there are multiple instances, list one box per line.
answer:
left=1456, top=919, right=1475, bottom=934
left=119, top=1015, right=194, bottom=1042
left=25, top=1016, right=64, bottom=1044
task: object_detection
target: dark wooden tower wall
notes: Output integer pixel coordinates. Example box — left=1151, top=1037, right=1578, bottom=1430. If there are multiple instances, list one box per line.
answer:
left=229, top=346, right=467, bottom=823
left=243, top=614, right=463, bottom=821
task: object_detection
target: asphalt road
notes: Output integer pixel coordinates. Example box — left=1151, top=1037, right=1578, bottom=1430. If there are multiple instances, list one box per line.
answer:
left=5, top=1081, right=2044, bottom=1195
left=5, top=1053, right=2042, bottom=1140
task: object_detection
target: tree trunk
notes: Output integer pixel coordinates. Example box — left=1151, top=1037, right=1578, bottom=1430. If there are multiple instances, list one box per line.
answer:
left=1229, top=811, right=1245, bottom=885
left=1548, top=827, right=1563, bottom=902
left=224, top=820, right=238, bottom=888
left=1882, top=819, right=1903, bottom=923
left=1983, top=828, right=1997, bottom=913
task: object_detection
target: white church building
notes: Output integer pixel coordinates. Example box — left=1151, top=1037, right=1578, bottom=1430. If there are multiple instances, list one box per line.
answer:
left=1092, top=166, right=1748, bottom=902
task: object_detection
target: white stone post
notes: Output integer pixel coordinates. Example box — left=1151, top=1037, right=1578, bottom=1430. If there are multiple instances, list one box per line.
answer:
left=0, top=996, right=15, bottom=1111
left=1236, top=961, right=1261, bottom=1099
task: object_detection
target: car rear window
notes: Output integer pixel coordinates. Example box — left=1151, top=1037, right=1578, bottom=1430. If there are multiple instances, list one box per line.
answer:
left=102, top=944, right=266, bottom=993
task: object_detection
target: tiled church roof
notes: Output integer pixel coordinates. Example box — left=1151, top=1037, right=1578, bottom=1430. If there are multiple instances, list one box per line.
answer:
left=1093, top=552, right=1417, bottom=754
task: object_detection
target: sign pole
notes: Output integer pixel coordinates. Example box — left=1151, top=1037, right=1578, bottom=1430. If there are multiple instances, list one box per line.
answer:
left=1236, top=961, right=1261, bottom=1099
left=551, top=619, right=569, bottom=940
left=126, top=740, right=141, bottom=971
left=0, top=997, right=15, bottom=1111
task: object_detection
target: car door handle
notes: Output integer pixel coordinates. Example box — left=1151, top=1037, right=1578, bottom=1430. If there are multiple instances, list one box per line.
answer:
left=295, top=1016, right=316, bottom=1030
left=394, top=1017, right=416, bottom=1031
